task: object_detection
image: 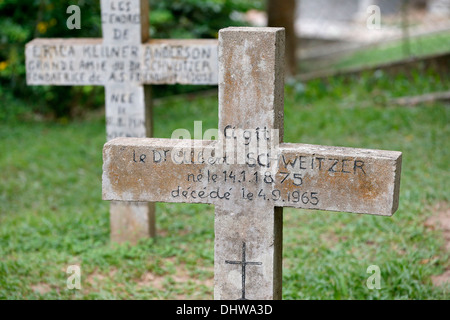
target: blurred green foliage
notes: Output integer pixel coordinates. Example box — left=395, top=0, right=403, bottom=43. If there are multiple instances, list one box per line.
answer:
left=0, top=0, right=263, bottom=120
left=0, top=0, right=102, bottom=119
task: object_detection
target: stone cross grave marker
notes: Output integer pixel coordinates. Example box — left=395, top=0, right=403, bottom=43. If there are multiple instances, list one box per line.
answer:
left=102, top=27, right=402, bottom=300
left=25, top=0, right=218, bottom=244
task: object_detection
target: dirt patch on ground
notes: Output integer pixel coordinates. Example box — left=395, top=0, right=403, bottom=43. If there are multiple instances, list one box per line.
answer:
left=320, top=231, right=341, bottom=246
left=424, top=202, right=450, bottom=287
left=86, top=268, right=118, bottom=286
left=31, top=283, right=52, bottom=295
left=157, top=228, right=192, bottom=238
left=425, top=202, right=450, bottom=251
left=431, top=270, right=450, bottom=287
left=136, top=258, right=214, bottom=299
left=136, top=271, right=165, bottom=291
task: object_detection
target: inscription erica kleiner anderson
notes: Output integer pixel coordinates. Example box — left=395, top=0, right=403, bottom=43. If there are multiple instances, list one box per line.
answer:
left=26, top=43, right=218, bottom=86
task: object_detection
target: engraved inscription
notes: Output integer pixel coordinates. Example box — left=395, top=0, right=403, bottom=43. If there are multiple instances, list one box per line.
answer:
left=25, top=41, right=218, bottom=86
left=102, top=137, right=400, bottom=215
left=225, top=242, right=262, bottom=300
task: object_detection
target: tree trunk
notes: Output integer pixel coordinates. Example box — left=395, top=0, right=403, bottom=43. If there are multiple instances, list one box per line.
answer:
left=267, top=0, right=297, bottom=76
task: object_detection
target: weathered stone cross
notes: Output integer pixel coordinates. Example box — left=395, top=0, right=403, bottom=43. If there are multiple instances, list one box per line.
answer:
left=25, top=0, right=218, bottom=243
left=102, top=27, right=402, bottom=299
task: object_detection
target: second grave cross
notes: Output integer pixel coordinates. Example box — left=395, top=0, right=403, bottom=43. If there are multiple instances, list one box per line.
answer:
left=25, top=0, right=218, bottom=243
left=102, top=27, right=402, bottom=299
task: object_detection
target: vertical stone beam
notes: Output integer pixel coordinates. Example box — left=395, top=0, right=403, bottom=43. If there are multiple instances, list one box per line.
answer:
left=101, top=0, right=155, bottom=243
left=214, top=28, right=285, bottom=300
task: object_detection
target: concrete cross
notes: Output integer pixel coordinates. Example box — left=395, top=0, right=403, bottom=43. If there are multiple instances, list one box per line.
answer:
left=25, top=0, right=218, bottom=244
left=102, top=27, right=402, bottom=299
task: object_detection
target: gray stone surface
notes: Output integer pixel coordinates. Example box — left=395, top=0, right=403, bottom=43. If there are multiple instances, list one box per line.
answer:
left=102, top=27, right=402, bottom=299
left=101, top=0, right=154, bottom=244
left=215, top=27, right=285, bottom=300
left=25, top=0, right=218, bottom=244
left=25, top=38, right=218, bottom=86
left=103, top=139, right=402, bottom=215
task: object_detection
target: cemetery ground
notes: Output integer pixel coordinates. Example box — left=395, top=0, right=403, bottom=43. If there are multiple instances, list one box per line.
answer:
left=300, top=30, right=450, bottom=73
left=334, top=31, right=450, bottom=71
left=0, top=67, right=449, bottom=300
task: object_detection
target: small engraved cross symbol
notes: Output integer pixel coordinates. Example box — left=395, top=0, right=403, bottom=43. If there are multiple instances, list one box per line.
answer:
left=225, top=242, right=262, bottom=300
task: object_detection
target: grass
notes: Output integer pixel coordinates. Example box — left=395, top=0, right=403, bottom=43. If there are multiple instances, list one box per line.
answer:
left=335, top=31, right=450, bottom=71
left=0, top=67, right=449, bottom=300
left=299, top=31, right=450, bottom=73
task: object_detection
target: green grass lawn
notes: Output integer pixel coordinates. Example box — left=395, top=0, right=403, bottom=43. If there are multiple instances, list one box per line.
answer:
left=0, top=69, right=449, bottom=299
left=335, top=31, right=450, bottom=71
left=300, top=31, right=450, bottom=73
